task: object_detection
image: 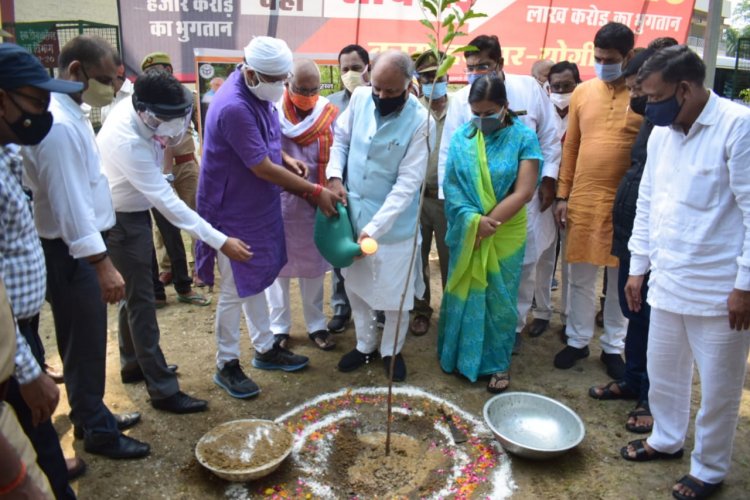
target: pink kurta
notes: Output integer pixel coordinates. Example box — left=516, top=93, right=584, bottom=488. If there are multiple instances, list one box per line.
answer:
left=277, top=138, right=331, bottom=279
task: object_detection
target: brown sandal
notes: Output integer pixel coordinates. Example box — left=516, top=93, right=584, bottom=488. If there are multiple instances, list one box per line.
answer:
left=309, top=330, right=336, bottom=351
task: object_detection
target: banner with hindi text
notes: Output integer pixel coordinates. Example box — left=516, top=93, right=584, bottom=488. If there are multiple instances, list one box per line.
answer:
left=119, top=0, right=697, bottom=82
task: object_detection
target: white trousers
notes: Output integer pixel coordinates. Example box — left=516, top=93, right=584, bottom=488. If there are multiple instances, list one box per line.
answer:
left=267, top=276, right=327, bottom=335
left=646, top=308, right=750, bottom=484
left=349, top=288, right=408, bottom=356
left=560, top=230, right=570, bottom=324
left=566, top=263, right=626, bottom=353
left=532, top=234, right=557, bottom=321
left=516, top=236, right=557, bottom=332
left=215, top=253, right=274, bottom=369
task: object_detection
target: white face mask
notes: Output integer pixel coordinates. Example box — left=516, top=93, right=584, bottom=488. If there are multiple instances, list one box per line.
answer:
left=244, top=68, right=285, bottom=103
left=549, top=91, right=573, bottom=111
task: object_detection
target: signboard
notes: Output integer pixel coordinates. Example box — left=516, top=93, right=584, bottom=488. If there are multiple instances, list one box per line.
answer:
left=10, top=22, right=59, bottom=68
left=120, top=0, right=697, bottom=82
left=194, top=48, right=339, bottom=138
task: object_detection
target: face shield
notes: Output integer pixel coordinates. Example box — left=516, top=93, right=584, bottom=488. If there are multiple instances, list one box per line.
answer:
left=139, top=108, right=192, bottom=147
left=132, top=86, right=193, bottom=147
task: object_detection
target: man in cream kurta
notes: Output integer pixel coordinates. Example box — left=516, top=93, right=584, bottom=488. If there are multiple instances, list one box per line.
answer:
left=327, top=51, right=433, bottom=382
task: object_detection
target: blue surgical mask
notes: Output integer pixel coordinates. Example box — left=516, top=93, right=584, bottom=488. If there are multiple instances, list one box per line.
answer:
left=644, top=90, right=683, bottom=126
left=422, top=81, right=448, bottom=100
left=594, top=61, right=623, bottom=82
left=471, top=111, right=505, bottom=135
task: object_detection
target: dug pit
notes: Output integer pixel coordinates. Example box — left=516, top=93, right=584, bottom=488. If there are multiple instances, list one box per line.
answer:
left=225, top=387, right=515, bottom=499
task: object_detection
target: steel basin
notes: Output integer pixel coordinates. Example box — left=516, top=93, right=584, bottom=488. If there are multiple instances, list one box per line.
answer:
left=483, top=392, right=585, bottom=460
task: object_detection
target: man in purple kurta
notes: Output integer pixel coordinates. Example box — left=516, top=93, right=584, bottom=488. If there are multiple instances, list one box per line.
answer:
left=265, top=59, right=338, bottom=352
left=196, top=37, right=340, bottom=400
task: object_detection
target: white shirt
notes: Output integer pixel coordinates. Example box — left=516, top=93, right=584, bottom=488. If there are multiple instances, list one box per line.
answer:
left=100, top=78, right=134, bottom=124
left=438, top=73, right=562, bottom=198
left=629, top=91, right=750, bottom=315
left=96, top=99, right=227, bottom=251
left=326, top=87, right=434, bottom=240
left=22, top=93, right=115, bottom=259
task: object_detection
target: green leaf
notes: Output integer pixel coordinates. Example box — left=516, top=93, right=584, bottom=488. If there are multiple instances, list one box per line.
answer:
left=441, top=13, right=455, bottom=27
left=427, top=33, right=437, bottom=47
left=420, top=19, right=434, bottom=31
left=436, top=55, right=456, bottom=78
left=442, top=32, right=456, bottom=46
left=462, top=11, right=487, bottom=21
left=421, top=0, right=438, bottom=17
left=451, top=45, right=480, bottom=53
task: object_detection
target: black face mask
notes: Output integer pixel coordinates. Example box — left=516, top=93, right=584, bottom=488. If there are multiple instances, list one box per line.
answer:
left=3, top=93, right=53, bottom=146
left=372, top=90, right=407, bottom=116
left=630, top=95, right=648, bottom=116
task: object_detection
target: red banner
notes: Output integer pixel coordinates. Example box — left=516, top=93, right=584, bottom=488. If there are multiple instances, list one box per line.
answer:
left=120, top=0, right=697, bottom=81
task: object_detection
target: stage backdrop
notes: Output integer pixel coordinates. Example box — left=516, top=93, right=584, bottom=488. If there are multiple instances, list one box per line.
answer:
left=119, top=0, right=697, bottom=82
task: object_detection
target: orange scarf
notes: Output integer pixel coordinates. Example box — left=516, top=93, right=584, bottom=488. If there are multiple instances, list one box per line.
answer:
left=282, top=91, right=338, bottom=185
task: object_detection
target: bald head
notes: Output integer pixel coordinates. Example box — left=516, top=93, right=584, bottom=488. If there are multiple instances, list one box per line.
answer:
left=290, top=58, right=320, bottom=97
left=370, top=50, right=413, bottom=101
left=531, top=59, right=554, bottom=84
left=372, top=51, right=413, bottom=84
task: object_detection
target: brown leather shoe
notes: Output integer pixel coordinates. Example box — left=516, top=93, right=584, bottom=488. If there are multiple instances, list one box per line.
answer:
left=409, top=315, right=430, bottom=336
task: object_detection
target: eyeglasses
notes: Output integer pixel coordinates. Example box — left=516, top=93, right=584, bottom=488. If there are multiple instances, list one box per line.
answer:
left=256, top=71, right=292, bottom=84
left=291, top=84, right=320, bottom=97
left=549, top=82, right=577, bottom=93
left=464, top=62, right=495, bottom=74
left=8, top=90, right=50, bottom=111
left=81, top=66, right=114, bottom=86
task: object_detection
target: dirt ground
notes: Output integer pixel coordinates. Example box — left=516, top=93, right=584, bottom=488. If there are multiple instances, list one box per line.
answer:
left=40, top=256, right=750, bottom=499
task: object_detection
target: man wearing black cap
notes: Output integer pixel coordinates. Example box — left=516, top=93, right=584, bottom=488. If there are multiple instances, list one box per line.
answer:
left=0, top=42, right=82, bottom=499
left=22, top=34, right=151, bottom=461
left=97, top=69, right=251, bottom=414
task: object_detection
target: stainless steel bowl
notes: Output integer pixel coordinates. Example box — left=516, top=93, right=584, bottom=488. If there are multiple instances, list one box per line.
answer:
left=483, top=392, right=585, bottom=460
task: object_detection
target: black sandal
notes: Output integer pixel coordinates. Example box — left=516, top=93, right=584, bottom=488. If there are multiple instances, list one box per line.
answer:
left=620, top=439, right=684, bottom=462
left=308, top=330, right=336, bottom=351
left=626, top=401, right=653, bottom=434
left=487, top=372, right=510, bottom=394
left=672, top=475, right=722, bottom=500
left=588, top=380, right=637, bottom=400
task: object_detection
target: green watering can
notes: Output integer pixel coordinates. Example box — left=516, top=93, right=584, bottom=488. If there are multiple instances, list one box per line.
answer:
left=314, top=202, right=377, bottom=268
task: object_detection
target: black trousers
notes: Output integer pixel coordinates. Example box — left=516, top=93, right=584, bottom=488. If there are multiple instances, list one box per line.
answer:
left=6, top=315, right=76, bottom=500
left=108, top=211, right=179, bottom=400
left=151, top=208, right=192, bottom=297
left=41, top=238, right=118, bottom=437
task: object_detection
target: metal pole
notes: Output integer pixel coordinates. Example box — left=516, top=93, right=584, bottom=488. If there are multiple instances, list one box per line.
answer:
left=703, top=0, right=724, bottom=89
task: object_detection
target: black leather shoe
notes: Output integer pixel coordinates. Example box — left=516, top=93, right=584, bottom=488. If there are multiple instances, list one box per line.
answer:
left=327, top=314, right=351, bottom=333
left=74, top=411, right=142, bottom=439
left=337, top=348, right=378, bottom=372
left=151, top=391, right=208, bottom=414
left=382, top=353, right=406, bottom=382
left=600, top=352, right=626, bottom=380
left=528, top=318, right=550, bottom=337
left=84, top=433, right=150, bottom=459
left=553, top=345, right=590, bottom=369
left=121, top=364, right=178, bottom=384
